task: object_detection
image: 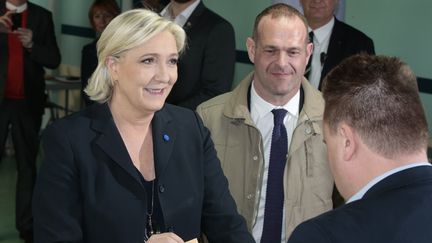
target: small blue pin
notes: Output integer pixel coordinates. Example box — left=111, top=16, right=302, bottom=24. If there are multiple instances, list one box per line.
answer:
left=163, top=134, right=170, bottom=141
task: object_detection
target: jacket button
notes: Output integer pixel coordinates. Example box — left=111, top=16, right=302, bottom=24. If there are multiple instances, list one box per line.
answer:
left=305, top=125, right=312, bottom=135
left=246, top=194, right=253, bottom=200
left=253, top=155, right=258, bottom=161
left=159, top=185, right=165, bottom=193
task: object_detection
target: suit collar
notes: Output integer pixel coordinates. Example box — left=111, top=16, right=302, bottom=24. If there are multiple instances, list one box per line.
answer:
left=160, top=0, right=204, bottom=30
left=327, top=17, right=344, bottom=43
left=182, top=1, right=205, bottom=32
left=363, top=165, right=432, bottom=200
left=322, top=18, right=343, bottom=72
left=309, top=17, right=334, bottom=44
left=178, top=0, right=201, bottom=22
left=90, top=104, right=142, bottom=184
left=152, top=105, right=177, bottom=179
left=186, top=0, right=205, bottom=19
left=90, top=103, right=177, bottom=183
left=25, top=2, right=37, bottom=34
left=319, top=18, right=344, bottom=89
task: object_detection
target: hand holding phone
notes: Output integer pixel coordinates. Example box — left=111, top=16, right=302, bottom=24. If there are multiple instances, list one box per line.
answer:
left=11, top=12, right=21, bottom=31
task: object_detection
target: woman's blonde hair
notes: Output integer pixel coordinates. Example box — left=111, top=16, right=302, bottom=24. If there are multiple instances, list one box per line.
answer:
left=85, top=9, right=186, bottom=103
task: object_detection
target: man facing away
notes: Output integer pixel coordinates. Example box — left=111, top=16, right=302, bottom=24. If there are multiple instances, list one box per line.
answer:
left=197, top=4, right=335, bottom=243
left=0, top=0, right=61, bottom=242
left=288, top=53, right=432, bottom=243
left=161, top=0, right=236, bottom=110
left=300, top=0, right=374, bottom=89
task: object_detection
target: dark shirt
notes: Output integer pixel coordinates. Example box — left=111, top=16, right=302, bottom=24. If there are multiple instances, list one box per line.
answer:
left=139, top=174, right=165, bottom=236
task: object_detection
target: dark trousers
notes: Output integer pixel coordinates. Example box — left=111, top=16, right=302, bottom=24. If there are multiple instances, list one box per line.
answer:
left=0, top=99, right=41, bottom=234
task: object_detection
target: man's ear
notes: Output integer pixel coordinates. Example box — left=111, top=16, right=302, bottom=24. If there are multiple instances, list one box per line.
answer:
left=246, top=37, right=256, bottom=64
left=339, top=123, right=357, bottom=161
left=106, top=56, right=119, bottom=81
left=305, top=42, right=313, bottom=69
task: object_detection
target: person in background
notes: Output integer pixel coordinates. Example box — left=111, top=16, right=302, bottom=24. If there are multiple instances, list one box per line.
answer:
left=300, top=0, right=374, bottom=90
left=80, top=0, right=120, bottom=107
left=197, top=4, right=335, bottom=243
left=33, top=9, right=254, bottom=243
left=161, top=0, right=236, bottom=110
left=134, top=0, right=168, bottom=12
left=0, top=0, right=61, bottom=242
left=288, top=54, right=432, bottom=243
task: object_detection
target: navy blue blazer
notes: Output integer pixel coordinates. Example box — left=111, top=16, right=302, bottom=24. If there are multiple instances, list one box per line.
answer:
left=319, top=18, right=374, bottom=89
left=166, top=1, right=236, bottom=109
left=33, top=103, right=254, bottom=243
left=287, top=165, right=432, bottom=243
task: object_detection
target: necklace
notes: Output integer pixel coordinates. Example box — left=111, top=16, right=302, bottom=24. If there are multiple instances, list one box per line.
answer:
left=144, top=180, right=155, bottom=241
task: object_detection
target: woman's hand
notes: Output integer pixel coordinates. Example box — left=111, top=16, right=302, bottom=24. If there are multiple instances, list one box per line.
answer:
left=146, top=232, right=185, bottom=243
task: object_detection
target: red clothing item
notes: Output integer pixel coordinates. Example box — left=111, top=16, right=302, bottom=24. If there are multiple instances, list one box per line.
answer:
left=5, top=10, right=28, bottom=99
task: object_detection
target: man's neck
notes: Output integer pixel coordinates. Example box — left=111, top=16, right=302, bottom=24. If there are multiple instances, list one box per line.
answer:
left=169, top=0, right=196, bottom=18
left=352, top=150, right=429, bottom=198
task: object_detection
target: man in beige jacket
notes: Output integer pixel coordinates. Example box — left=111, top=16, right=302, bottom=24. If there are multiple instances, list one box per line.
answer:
left=197, top=4, right=335, bottom=243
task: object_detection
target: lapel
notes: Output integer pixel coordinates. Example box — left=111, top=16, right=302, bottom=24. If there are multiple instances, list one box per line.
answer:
left=151, top=105, right=177, bottom=180
left=90, top=104, right=143, bottom=185
left=26, top=2, right=37, bottom=32
left=321, top=18, right=344, bottom=84
left=90, top=104, right=177, bottom=184
left=182, top=1, right=206, bottom=33
left=363, top=165, right=432, bottom=199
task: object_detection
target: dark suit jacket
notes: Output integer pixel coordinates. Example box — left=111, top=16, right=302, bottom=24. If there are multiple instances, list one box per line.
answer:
left=166, top=1, right=236, bottom=110
left=80, top=39, right=97, bottom=106
left=0, top=2, right=61, bottom=116
left=319, top=18, right=374, bottom=89
left=33, top=103, right=254, bottom=243
left=287, top=165, right=432, bottom=243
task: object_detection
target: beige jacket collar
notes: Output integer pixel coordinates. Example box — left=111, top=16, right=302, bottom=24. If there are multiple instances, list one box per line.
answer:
left=223, top=71, right=324, bottom=134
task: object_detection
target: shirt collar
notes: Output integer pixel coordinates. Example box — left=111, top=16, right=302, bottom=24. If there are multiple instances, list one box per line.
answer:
left=250, top=80, right=300, bottom=122
left=308, top=17, right=335, bottom=44
left=347, top=162, right=432, bottom=203
left=6, top=1, right=28, bottom=13
left=160, top=0, right=200, bottom=27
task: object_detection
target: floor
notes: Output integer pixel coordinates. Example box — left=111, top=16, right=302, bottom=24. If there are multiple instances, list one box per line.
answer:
left=0, top=154, right=23, bottom=243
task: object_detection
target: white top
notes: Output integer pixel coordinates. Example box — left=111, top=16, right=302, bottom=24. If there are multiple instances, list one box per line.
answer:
left=307, top=17, right=334, bottom=89
left=250, top=81, right=300, bottom=243
left=160, top=0, right=200, bottom=27
left=6, top=1, right=28, bottom=13
left=347, top=162, right=432, bottom=203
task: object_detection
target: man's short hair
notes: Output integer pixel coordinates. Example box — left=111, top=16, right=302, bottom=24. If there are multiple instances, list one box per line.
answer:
left=322, top=54, right=428, bottom=158
left=252, top=3, right=309, bottom=42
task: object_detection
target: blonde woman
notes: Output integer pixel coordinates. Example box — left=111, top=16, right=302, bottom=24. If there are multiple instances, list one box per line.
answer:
left=33, top=9, right=254, bottom=243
